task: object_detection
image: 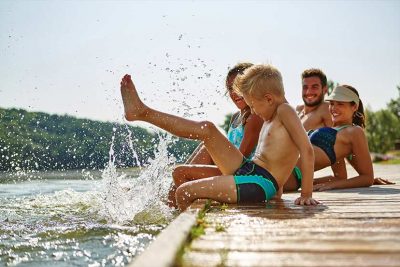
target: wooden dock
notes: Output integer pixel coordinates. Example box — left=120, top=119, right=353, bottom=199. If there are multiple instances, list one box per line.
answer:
left=131, top=164, right=400, bottom=267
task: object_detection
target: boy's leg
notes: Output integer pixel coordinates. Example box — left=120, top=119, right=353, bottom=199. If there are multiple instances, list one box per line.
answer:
left=120, top=74, right=243, bottom=174
left=172, top=165, right=222, bottom=186
left=175, top=175, right=237, bottom=210
left=167, top=185, right=178, bottom=208
left=168, top=165, right=222, bottom=208
left=186, top=144, right=214, bottom=165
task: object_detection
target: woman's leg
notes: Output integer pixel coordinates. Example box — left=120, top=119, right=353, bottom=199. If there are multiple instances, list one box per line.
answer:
left=175, top=175, right=237, bottom=210
left=120, top=74, right=243, bottom=174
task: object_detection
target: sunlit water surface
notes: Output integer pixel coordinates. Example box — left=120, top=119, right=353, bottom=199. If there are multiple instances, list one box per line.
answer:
left=0, top=136, right=177, bottom=267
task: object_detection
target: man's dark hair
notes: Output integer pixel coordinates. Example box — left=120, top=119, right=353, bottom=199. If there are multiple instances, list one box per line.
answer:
left=301, top=68, right=327, bottom=88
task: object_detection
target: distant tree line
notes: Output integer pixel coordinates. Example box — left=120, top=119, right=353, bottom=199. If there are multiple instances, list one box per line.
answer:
left=0, top=108, right=198, bottom=171
left=365, top=85, right=400, bottom=153
left=1, top=84, right=399, bottom=172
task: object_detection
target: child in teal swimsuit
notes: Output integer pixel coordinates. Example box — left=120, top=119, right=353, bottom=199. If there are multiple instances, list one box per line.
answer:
left=168, top=63, right=263, bottom=207
left=286, top=85, right=374, bottom=192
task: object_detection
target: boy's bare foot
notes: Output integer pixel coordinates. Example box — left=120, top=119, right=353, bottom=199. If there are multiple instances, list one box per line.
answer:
left=120, top=74, right=147, bottom=121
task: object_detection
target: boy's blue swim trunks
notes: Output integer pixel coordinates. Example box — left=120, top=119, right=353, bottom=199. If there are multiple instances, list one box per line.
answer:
left=234, top=159, right=279, bottom=203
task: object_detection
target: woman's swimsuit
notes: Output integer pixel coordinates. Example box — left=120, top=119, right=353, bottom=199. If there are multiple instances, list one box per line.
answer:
left=233, top=158, right=278, bottom=203
left=227, top=122, right=245, bottom=149
left=227, top=114, right=256, bottom=158
left=308, top=125, right=351, bottom=165
left=294, top=125, right=351, bottom=189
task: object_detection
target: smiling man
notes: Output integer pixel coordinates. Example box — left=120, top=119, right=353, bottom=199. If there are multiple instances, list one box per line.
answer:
left=296, top=68, right=333, bottom=131
left=284, top=68, right=334, bottom=192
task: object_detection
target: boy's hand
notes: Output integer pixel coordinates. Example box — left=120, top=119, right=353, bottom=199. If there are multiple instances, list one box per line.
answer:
left=294, top=196, right=320, bottom=206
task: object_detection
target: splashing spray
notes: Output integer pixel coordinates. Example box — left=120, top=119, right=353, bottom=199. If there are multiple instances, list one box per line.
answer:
left=98, top=128, right=176, bottom=225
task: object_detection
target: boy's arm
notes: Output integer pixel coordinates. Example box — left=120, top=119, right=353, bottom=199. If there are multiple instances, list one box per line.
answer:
left=278, top=104, right=319, bottom=205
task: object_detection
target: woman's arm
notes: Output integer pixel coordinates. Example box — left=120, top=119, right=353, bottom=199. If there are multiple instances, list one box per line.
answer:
left=314, top=128, right=374, bottom=191
left=313, top=158, right=347, bottom=185
left=239, top=114, right=263, bottom=157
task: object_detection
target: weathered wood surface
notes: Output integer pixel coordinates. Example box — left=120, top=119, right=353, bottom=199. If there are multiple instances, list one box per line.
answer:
left=180, top=164, right=400, bottom=267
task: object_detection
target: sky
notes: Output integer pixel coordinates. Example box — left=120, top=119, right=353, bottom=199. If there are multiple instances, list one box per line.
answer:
left=1, top=0, right=399, bottom=127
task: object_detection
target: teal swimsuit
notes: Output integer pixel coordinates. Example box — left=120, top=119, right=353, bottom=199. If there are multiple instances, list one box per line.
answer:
left=227, top=123, right=244, bottom=149
left=227, top=116, right=256, bottom=158
left=234, top=158, right=278, bottom=203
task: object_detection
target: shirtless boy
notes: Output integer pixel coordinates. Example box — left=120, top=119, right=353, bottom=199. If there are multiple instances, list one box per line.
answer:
left=120, top=64, right=319, bottom=210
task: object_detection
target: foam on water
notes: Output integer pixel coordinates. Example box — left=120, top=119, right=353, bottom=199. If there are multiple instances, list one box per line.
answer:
left=0, top=128, right=179, bottom=266
left=96, top=131, right=177, bottom=225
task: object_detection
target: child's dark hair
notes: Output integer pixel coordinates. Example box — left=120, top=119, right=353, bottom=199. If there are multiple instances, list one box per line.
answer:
left=342, top=84, right=365, bottom=128
left=301, top=68, right=327, bottom=88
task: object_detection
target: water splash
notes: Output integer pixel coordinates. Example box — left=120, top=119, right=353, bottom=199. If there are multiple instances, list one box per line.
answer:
left=97, top=131, right=176, bottom=225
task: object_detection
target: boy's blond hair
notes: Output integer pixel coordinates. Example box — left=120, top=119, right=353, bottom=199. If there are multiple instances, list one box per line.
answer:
left=234, top=64, right=284, bottom=98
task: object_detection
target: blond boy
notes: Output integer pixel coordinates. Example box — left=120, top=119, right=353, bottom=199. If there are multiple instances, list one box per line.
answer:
left=120, top=64, right=319, bottom=210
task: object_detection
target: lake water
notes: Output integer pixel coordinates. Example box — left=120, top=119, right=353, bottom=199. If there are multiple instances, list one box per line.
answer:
left=0, top=163, right=177, bottom=266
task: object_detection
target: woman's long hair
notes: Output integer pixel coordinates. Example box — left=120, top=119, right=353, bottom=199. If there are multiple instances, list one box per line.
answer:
left=342, top=84, right=365, bottom=128
left=226, top=62, right=253, bottom=126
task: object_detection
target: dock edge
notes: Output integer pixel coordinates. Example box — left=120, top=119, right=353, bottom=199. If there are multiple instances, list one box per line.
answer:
left=128, top=201, right=205, bottom=267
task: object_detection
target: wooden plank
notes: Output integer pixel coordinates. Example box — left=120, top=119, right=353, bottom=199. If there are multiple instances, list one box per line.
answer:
left=181, top=251, right=400, bottom=267
left=179, top=164, right=400, bottom=267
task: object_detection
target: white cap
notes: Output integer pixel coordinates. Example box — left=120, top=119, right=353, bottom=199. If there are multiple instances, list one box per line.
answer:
left=325, top=86, right=359, bottom=105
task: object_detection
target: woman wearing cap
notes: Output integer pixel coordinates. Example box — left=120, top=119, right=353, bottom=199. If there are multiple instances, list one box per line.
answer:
left=284, top=85, right=374, bottom=192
